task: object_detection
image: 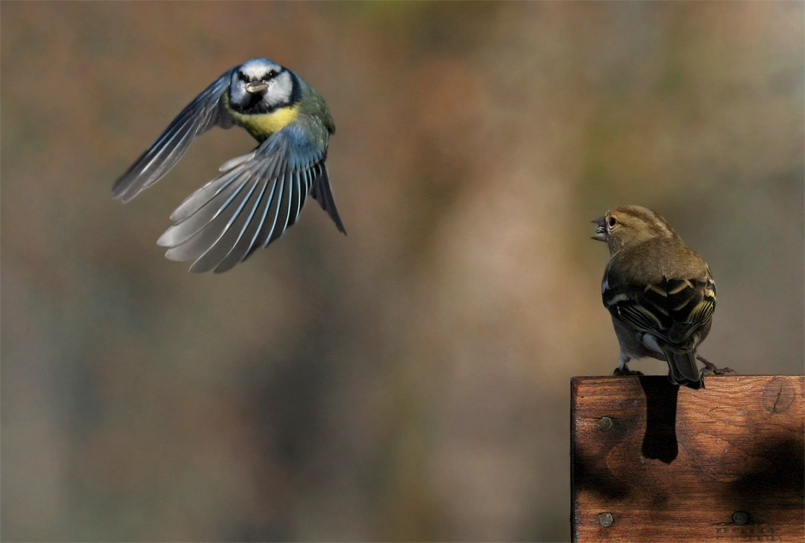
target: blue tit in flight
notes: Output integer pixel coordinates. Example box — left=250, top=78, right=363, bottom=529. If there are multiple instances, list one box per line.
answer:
left=113, top=58, right=346, bottom=273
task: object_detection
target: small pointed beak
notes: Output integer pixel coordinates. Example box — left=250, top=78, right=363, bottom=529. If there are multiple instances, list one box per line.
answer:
left=245, top=82, right=269, bottom=93
left=592, top=216, right=607, bottom=241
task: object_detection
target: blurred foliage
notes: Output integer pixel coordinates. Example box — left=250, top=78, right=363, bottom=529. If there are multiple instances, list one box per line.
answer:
left=2, top=2, right=802, bottom=542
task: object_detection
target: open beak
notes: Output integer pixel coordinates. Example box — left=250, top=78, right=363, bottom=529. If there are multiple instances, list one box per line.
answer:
left=245, top=82, right=269, bottom=93
left=591, top=216, right=608, bottom=241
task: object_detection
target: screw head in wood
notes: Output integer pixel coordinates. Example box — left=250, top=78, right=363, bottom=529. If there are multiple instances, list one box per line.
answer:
left=598, top=512, right=614, bottom=528
left=732, top=511, right=749, bottom=525
left=597, top=416, right=614, bottom=431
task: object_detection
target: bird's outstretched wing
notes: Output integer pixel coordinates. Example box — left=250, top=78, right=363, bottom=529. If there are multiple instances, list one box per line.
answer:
left=112, top=68, right=237, bottom=202
left=156, top=121, right=346, bottom=273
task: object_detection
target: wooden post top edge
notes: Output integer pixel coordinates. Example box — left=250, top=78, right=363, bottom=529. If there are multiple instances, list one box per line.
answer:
left=571, top=374, right=804, bottom=382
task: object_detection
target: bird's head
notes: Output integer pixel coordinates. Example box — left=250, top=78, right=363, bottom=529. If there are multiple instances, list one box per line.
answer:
left=229, top=58, right=297, bottom=114
left=592, top=205, right=678, bottom=254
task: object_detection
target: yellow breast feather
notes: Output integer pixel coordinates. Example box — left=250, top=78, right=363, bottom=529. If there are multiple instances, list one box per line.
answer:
left=226, top=95, right=300, bottom=140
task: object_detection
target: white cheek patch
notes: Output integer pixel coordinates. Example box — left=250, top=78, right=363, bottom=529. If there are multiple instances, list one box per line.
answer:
left=230, top=76, right=249, bottom=105
left=265, top=71, right=293, bottom=107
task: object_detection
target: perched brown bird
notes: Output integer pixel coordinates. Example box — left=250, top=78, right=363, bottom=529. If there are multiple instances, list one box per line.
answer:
left=592, top=205, right=725, bottom=389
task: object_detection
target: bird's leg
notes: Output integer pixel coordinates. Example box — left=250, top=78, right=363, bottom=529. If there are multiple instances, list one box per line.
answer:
left=613, top=354, right=644, bottom=376
left=697, top=354, right=736, bottom=376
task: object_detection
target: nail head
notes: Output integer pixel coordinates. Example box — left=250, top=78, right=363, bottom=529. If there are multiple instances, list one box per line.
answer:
left=597, top=416, right=614, bottom=431
left=732, top=511, right=749, bottom=525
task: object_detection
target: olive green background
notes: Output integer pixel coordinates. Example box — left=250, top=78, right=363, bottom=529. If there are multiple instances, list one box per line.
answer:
left=2, top=2, right=802, bottom=541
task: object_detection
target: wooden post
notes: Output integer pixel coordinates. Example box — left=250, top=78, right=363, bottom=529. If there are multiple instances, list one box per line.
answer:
left=571, top=375, right=804, bottom=542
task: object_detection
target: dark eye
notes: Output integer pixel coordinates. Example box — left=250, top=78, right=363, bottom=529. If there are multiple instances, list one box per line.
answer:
left=607, top=217, right=617, bottom=227
left=266, top=70, right=277, bottom=80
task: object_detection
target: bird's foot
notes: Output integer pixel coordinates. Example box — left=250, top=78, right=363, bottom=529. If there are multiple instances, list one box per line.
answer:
left=613, top=367, right=644, bottom=377
left=701, top=366, right=737, bottom=376
left=697, top=355, right=736, bottom=376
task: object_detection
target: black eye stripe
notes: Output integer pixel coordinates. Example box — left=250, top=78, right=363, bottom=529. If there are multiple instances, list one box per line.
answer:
left=236, top=68, right=280, bottom=83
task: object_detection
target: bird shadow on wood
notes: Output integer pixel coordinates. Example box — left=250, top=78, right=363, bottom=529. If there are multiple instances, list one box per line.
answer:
left=639, top=376, right=679, bottom=464
left=728, top=435, right=805, bottom=509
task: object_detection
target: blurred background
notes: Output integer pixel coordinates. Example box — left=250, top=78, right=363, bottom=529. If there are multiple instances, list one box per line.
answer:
left=2, top=2, right=802, bottom=541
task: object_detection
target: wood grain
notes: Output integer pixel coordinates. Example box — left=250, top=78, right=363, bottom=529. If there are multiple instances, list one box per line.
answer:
left=571, top=375, right=804, bottom=542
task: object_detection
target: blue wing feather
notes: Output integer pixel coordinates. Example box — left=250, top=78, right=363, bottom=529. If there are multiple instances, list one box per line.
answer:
left=158, top=122, right=345, bottom=273
left=112, top=68, right=237, bottom=202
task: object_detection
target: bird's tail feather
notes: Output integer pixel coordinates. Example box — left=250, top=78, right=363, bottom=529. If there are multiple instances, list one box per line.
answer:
left=310, top=163, right=346, bottom=234
left=664, top=349, right=703, bottom=390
